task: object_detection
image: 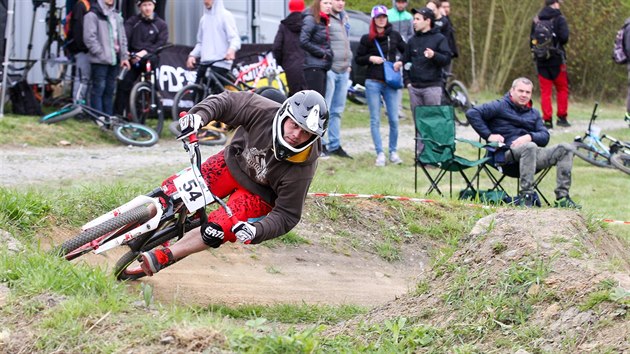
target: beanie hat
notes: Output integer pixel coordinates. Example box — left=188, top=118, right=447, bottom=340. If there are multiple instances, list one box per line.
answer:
left=371, top=5, right=388, bottom=19
left=289, top=0, right=305, bottom=13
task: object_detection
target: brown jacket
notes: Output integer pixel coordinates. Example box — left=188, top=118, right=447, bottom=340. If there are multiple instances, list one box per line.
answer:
left=190, top=91, right=321, bottom=243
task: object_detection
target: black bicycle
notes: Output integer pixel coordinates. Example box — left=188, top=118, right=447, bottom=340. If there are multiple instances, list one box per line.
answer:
left=441, top=74, right=472, bottom=126
left=128, top=44, right=174, bottom=136
left=41, top=0, right=70, bottom=85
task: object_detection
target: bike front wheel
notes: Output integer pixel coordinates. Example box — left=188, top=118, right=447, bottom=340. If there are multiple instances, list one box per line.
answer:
left=573, top=141, right=613, bottom=168
left=56, top=206, right=152, bottom=260
left=40, top=104, right=82, bottom=124
left=41, top=37, right=69, bottom=85
left=171, top=83, right=205, bottom=120
left=610, top=151, right=630, bottom=175
left=446, top=80, right=472, bottom=126
left=129, top=81, right=165, bottom=135
left=113, top=122, right=160, bottom=147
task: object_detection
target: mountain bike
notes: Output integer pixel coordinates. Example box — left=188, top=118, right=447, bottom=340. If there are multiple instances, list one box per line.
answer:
left=41, top=0, right=70, bottom=85
left=573, top=102, right=630, bottom=175
left=128, top=44, right=174, bottom=136
left=441, top=73, right=471, bottom=127
left=232, top=51, right=288, bottom=95
left=53, top=130, right=239, bottom=281
left=40, top=96, right=159, bottom=147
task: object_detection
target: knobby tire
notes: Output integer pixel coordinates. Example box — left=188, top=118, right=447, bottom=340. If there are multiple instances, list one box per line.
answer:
left=446, top=80, right=471, bottom=126
left=171, top=84, right=204, bottom=120
left=610, top=151, right=630, bottom=175
left=129, top=81, right=165, bottom=135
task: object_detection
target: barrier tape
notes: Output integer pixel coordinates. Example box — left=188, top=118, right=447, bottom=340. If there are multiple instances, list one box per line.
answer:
left=307, top=192, right=630, bottom=225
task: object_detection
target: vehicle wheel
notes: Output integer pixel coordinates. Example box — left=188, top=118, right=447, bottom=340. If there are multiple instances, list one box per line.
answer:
left=56, top=206, right=152, bottom=260
left=447, top=80, right=471, bottom=126
left=610, top=151, right=630, bottom=175
left=41, top=37, right=69, bottom=85
left=171, top=84, right=205, bottom=120
left=573, top=142, right=613, bottom=168
left=40, top=105, right=82, bottom=124
left=168, top=120, right=227, bottom=146
left=114, top=122, right=160, bottom=147
left=255, top=86, right=287, bottom=103
left=129, top=82, right=164, bottom=135
left=347, top=91, right=367, bottom=105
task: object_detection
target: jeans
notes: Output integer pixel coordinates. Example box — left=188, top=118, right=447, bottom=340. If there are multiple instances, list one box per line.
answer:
left=324, top=70, right=349, bottom=151
left=90, top=63, right=119, bottom=115
left=365, top=79, right=399, bottom=155
left=72, top=52, right=91, bottom=103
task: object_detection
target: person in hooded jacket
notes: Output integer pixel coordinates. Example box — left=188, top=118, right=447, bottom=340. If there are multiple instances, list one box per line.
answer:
left=299, top=0, right=333, bottom=96
left=355, top=5, right=406, bottom=167
left=272, top=0, right=308, bottom=97
left=67, top=0, right=91, bottom=102
left=84, top=0, right=130, bottom=115
left=187, top=0, right=241, bottom=88
left=114, top=0, right=168, bottom=116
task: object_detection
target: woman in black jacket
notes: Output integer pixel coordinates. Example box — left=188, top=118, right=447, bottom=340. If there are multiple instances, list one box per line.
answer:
left=299, top=0, right=333, bottom=96
left=355, top=5, right=405, bottom=167
left=272, top=0, right=307, bottom=97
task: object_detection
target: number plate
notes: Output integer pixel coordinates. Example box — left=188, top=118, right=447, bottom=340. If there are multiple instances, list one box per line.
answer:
left=173, top=167, right=213, bottom=211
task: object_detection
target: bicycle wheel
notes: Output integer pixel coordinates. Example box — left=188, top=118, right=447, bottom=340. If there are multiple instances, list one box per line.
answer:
left=446, top=80, right=472, bottom=126
left=171, top=83, right=205, bottom=120
left=610, top=151, right=630, bottom=175
left=56, top=206, right=152, bottom=260
left=254, top=86, right=287, bottom=103
left=129, top=81, right=165, bottom=135
left=113, top=122, right=159, bottom=147
left=40, top=104, right=82, bottom=124
left=573, top=141, right=613, bottom=168
left=41, top=37, right=69, bottom=85
left=168, top=120, right=227, bottom=146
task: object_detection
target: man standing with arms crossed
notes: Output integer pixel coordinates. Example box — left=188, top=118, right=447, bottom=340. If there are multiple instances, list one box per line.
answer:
left=322, top=0, right=353, bottom=158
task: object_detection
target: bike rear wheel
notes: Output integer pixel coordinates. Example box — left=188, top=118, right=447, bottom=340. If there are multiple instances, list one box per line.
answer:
left=129, top=81, right=165, bottom=135
left=172, top=84, right=204, bottom=120
left=41, top=37, right=69, bottom=85
left=40, top=104, right=82, bottom=124
left=168, top=120, right=228, bottom=146
left=573, top=141, right=613, bottom=168
left=610, top=151, right=630, bottom=175
left=56, top=206, right=152, bottom=260
left=446, top=80, right=472, bottom=126
left=113, top=122, right=160, bottom=147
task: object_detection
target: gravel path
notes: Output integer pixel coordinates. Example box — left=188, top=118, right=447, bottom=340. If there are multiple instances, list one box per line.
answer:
left=1, top=119, right=627, bottom=187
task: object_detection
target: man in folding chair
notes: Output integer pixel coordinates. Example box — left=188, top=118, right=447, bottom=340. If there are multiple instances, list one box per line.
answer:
left=466, top=77, right=580, bottom=208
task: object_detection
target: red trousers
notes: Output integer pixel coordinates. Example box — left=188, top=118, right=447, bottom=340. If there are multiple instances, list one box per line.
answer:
left=161, top=150, right=272, bottom=243
left=537, top=64, right=569, bottom=121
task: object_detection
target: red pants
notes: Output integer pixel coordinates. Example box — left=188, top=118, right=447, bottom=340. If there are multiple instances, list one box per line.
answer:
left=161, top=150, right=272, bottom=243
left=537, top=64, right=569, bottom=121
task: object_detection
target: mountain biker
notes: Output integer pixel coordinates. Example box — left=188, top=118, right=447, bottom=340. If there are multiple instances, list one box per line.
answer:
left=139, top=90, right=329, bottom=276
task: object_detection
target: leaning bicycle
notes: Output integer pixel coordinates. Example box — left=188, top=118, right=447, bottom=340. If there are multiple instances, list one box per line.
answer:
left=53, top=129, right=239, bottom=280
left=41, top=0, right=70, bottom=85
left=40, top=96, right=159, bottom=147
left=441, top=73, right=472, bottom=127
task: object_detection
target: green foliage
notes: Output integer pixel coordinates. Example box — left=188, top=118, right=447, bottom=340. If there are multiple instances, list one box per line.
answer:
left=0, top=187, right=51, bottom=234
left=202, top=303, right=366, bottom=324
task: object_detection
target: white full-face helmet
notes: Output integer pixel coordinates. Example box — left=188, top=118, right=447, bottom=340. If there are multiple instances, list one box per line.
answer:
left=272, top=90, right=328, bottom=161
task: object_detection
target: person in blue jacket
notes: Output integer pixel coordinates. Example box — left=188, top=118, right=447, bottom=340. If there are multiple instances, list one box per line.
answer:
left=466, top=77, right=580, bottom=208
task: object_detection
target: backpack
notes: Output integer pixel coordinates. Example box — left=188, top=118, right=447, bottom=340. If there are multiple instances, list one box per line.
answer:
left=612, top=23, right=629, bottom=64
left=530, top=16, right=557, bottom=60
left=63, top=0, right=91, bottom=40
left=9, top=80, right=43, bottom=116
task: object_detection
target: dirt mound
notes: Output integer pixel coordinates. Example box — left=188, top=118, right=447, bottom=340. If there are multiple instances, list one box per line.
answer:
left=325, top=209, right=630, bottom=352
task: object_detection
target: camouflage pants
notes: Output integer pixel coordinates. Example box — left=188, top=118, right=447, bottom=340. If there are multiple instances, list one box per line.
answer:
left=505, top=142, right=574, bottom=199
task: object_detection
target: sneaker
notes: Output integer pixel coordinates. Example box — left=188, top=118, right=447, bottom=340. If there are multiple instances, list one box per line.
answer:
left=375, top=152, right=386, bottom=167
left=319, top=145, right=330, bottom=159
left=139, top=248, right=174, bottom=276
left=515, top=192, right=539, bottom=208
left=327, top=146, right=354, bottom=159
left=556, top=117, right=571, bottom=127
left=390, top=152, right=403, bottom=164
left=554, top=196, right=581, bottom=209
left=543, top=120, right=553, bottom=129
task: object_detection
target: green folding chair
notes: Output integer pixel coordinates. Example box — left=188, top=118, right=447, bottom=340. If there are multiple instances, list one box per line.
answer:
left=414, top=105, right=493, bottom=196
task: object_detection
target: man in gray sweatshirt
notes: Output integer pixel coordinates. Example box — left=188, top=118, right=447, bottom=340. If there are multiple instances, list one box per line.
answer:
left=322, top=0, right=353, bottom=159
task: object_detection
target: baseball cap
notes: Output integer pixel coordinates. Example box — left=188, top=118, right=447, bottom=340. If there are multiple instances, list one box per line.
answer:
left=411, top=7, right=435, bottom=23
left=371, top=5, right=388, bottom=19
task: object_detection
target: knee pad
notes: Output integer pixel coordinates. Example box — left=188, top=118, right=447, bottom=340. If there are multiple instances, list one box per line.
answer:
left=201, top=222, right=224, bottom=249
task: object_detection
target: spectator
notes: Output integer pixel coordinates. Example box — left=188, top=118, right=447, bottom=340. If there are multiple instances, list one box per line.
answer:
left=67, top=0, right=91, bottom=103
left=187, top=0, right=241, bottom=87
left=300, top=0, right=333, bottom=96
left=466, top=77, right=580, bottom=208
left=84, top=0, right=130, bottom=115
left=322, top=0, right=353, bottom=159
left=403, top=7, right=450, bottom=156
left=355, top=5, right=405, bottom=167
left=530, top=0, right=570, bottom=128
left=114, top=0, right=168, bottom=116
left=388, top=0, right=413, bottom=120
left=622, top=17, right=630, bottom=122
left=272, top=0, right=307, bottom=97
left=439, top=0, right=459, bottom=73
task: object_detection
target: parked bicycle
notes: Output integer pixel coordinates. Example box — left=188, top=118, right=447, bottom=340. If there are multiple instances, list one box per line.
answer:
left=232, top=51, right=288, bottom=95
left=41, top=0, right=70, bottom=85
left=40, top=88, right=159, bottom=147
left=128, top=44, right=174, bottom=135
left=441, top=73, right=471, bottom=127
left=573, top=102, right=630, bottom=175
left=53, top=129, right=238, bottom=280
